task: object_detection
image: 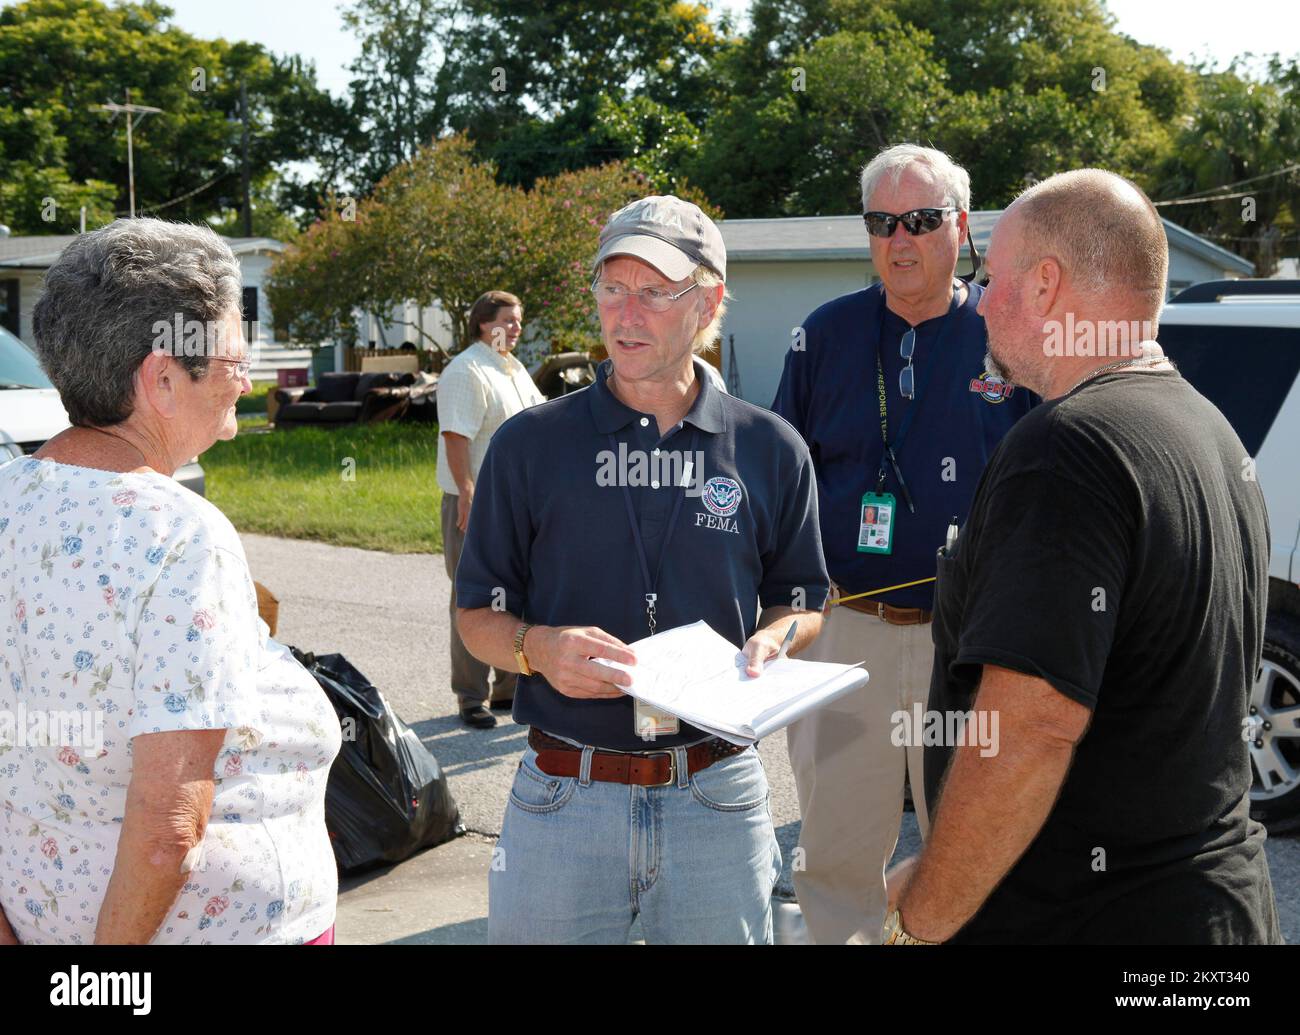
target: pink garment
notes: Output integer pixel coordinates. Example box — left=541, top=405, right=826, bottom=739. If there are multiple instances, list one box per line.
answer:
left=304, top=925, right=335, bottom=945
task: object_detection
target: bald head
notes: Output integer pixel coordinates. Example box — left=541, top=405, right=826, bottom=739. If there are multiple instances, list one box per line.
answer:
left=1008, top=169, right=1167, bottom=318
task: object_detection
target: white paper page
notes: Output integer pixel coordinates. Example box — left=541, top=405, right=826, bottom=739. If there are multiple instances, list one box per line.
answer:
left=594, top=620, right=869, bottom=742
left=741, top=663, right=869, bottom=739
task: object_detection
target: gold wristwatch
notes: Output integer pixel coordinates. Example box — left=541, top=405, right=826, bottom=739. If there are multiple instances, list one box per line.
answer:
left=882, top=909, right=938, bottom=945
left=513, top=622, right=534, bottom=676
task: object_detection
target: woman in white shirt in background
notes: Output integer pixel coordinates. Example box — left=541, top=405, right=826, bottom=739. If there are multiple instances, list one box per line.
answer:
left=437, top=291, right=546, bottom=729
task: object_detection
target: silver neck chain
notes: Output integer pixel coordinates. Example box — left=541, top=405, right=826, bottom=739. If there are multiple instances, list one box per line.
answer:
left=1065, top=355, right=1171, bottom=395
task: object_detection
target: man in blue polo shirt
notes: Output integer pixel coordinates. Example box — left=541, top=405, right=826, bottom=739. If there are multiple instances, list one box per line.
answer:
left=772, top=144, right=1036, bottom=944
left=457, top=195, right=829, bottom=944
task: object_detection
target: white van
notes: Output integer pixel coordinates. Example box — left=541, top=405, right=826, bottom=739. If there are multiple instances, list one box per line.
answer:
left=1161, top=280, right=1300, bottom=825
left=0, top=326, right=205, bottom=494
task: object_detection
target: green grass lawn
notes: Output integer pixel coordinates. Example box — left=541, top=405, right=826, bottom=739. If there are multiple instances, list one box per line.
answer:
left=201, top=419, right=443, bottom=554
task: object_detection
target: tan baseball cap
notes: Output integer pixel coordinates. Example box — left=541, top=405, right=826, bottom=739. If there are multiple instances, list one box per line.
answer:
left=593, top=195, right=726, bottom=282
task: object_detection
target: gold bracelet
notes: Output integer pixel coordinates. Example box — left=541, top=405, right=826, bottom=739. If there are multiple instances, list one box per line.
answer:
left=513, top=622, right=534, bottom=676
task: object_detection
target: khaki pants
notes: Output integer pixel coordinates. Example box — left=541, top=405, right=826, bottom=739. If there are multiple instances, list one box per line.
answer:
left=442, top=493, right=516, bottom=709
left=787, top=605, right=933, bottom=944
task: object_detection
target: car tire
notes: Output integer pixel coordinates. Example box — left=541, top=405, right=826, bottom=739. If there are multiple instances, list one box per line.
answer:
left=534, top=354, right=596, bottom=400
left=1250, top=613, right=1300, bottom=824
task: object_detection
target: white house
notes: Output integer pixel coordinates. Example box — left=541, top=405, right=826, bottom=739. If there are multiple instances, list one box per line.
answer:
left=716, top=212, right=1257, bottom=406
left=1273, top=257, right=1299, bottom=280
left=0, top=234, right=310, bottom=381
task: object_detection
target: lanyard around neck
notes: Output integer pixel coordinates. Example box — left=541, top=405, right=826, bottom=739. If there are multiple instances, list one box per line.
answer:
left=873, top=284, right=962, bottom=505
left=608, top=426, right=701, bottom=636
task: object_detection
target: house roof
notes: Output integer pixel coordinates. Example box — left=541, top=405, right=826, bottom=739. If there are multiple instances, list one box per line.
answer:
left=0, top=234, right=285, bottom=269
left=717, top=211, right=1255, bottom=275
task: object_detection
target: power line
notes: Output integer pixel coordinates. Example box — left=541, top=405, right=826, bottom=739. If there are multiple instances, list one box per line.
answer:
left=1154, top=162, right=1300, bottom=207
left=114, top=170, right=231, bottom=218
left=1155, top=188, right=1258, bottom=206
left=1171, top=162, right=1300, bottom=199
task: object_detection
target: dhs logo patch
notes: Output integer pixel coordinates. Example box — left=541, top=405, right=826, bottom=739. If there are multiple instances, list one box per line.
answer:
left=969, top=371, right=1016, bottom=403
left=701, top=477, right=743, bottom=517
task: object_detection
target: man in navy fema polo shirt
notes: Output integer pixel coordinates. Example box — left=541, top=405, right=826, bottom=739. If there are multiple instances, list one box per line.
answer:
left=772, top=145, right=1036, bottom=945
left=457, top=195, right=829, bottom=945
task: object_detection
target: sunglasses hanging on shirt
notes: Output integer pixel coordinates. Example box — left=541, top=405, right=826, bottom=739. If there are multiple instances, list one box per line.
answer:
left=898, top=328, right=916, bottom=399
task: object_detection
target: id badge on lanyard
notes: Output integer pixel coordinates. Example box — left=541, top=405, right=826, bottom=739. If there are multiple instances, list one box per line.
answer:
left=633, top=592, right=679, bottom=740
left=860, top=287, right=958, bottom=558
left=612, top=429, right=699, bottom=741
left=858, top=491, right=896, bottom=554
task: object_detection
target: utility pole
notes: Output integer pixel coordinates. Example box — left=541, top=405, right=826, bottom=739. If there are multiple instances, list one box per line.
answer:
left=240, top=80, right=252, bottom=236
left=96, top=89, right=162, bottom=218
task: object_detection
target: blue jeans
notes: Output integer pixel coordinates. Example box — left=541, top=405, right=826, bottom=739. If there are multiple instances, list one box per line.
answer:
left=488, top=739, right=782, bottom=944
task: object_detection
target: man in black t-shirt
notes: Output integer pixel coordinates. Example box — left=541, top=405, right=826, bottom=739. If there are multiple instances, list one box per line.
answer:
left=885, top=169, right=1283, bottom=945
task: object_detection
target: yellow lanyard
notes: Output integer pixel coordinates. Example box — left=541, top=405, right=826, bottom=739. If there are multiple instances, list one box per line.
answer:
left=832, top=576, right=936, bottom=606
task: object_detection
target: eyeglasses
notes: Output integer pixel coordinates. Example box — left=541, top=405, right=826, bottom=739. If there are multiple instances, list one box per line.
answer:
left=863, top=208, right=958, bottom=238
left=209, top=356, right=252, bottom=379
left=590, top=279, right=698, bottom=313
left=898, top=329, right=917, bottom=399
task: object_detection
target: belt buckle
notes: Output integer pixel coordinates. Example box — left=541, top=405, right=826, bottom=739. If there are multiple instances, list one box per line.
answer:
left=876, top=601, right=887, bottom=622
left=647, top=749, right=677, bottom=787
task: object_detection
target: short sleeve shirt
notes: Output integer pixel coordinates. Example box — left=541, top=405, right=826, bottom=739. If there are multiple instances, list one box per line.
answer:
left=925, top=371, right=1281, bottom=944
left=0, top=458, right=342, bottom=944
left=436, top=341, right=546, bottom=494
left=455, top=358, right=830, bottom=751
left=771, top=283, right=1036, bottom=609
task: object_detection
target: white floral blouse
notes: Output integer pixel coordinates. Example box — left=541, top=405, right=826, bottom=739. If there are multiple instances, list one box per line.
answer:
left=0, top=457, right=342, bottom=944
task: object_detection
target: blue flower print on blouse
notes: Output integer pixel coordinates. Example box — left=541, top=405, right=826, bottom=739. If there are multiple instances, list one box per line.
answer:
left=1, top=458, right=342, bottom=945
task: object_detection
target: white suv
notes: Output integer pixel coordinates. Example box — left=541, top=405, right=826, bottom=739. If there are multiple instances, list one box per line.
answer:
left=1162, top=280, right=1300, bottom=825
left=0, top=325, right=205, bottom=494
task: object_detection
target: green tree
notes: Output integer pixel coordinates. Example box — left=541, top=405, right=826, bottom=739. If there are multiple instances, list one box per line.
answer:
left=0, top=0, right=346, bottom=232
left=264, top=199, right=368, bottom=346
left=0, top=106, right=117, bottom=232
left=689, top=10, right=950, bottom=215
left=1154, top=59, right=1300, bottom=276
left=688, top=0, right=1199, bottom=216
left=449, top=0, right=727, bottom=186
left=340, top=0, right=466, bottom=193
left=267, top=135, right=719, bottom=356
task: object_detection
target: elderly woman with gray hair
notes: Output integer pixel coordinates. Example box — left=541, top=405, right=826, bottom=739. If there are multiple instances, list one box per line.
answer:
left=0, top=218, right=340, bottom=944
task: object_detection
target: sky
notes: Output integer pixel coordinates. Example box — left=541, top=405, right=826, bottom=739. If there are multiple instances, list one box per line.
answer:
left=148, top=0, right=1299, bottom=99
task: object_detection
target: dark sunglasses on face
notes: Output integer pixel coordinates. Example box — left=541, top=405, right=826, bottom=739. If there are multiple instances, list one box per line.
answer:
left=862, top=207, right=958, bottom=238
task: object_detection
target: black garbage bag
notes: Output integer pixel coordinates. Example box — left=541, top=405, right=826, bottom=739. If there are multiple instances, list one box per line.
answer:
left=292, top=648, right=463, bottom=874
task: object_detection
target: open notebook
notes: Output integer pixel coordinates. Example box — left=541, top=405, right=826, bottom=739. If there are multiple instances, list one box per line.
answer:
left=594, top=620, right=869, bottom=745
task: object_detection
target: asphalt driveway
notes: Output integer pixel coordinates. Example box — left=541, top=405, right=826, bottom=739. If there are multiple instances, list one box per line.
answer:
left=240, top=533, right=1298, bottom=945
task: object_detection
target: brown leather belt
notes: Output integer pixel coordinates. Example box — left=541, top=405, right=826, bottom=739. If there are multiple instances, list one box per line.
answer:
left=834, top=586, right=932, bottom=625
left=528, top=728, right=747, bottom=787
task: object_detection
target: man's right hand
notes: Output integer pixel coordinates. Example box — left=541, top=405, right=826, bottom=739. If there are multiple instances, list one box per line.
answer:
left=529, top=626, right=637, bottom=699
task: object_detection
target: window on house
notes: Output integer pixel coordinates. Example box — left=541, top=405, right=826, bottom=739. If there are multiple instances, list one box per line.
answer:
left=242, top=286, right=259, bottom=343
